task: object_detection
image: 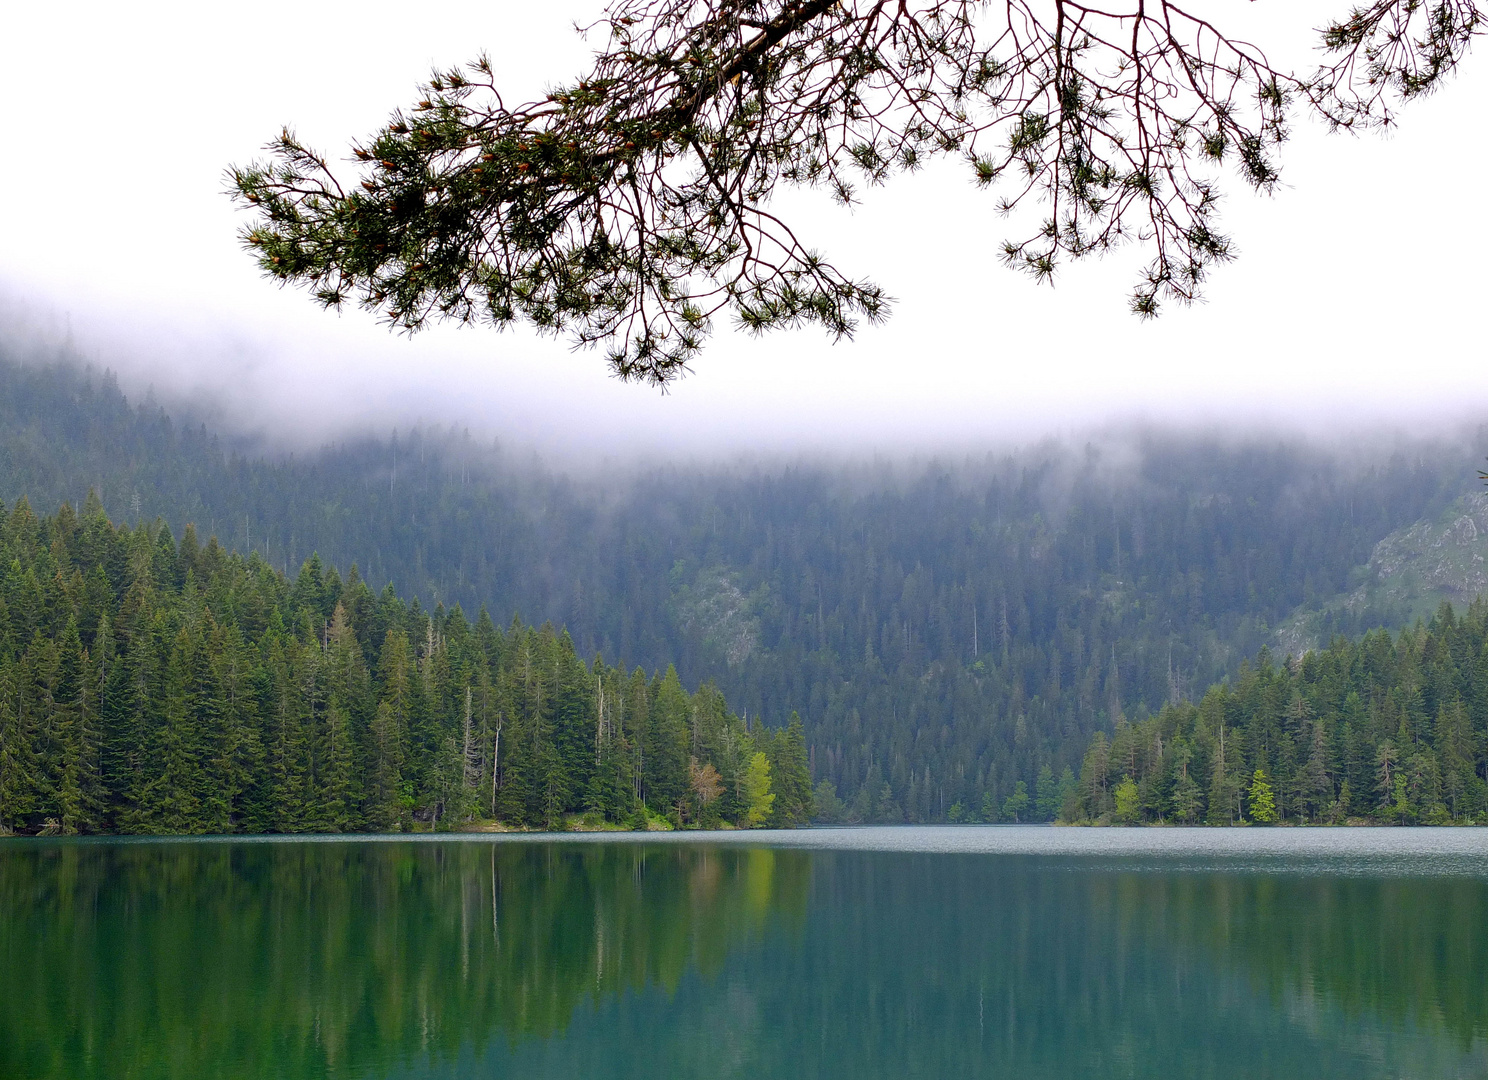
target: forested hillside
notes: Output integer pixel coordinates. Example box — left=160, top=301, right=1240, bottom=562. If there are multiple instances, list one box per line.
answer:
left=1069, top=604, right=1488, bottom=825
left=1, top=348, right=1480, bottom=821
left=1278, top=492, right=1488, bottom=654
left=0, top=498, right=812, bottom=835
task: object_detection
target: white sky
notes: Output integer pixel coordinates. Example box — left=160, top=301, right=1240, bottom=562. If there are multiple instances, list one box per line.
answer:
left=1, top=1, right=1485, bottom=460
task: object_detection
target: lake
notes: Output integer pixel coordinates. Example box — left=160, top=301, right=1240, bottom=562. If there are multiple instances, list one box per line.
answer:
left=3, top=827, right=1486, bottom=1079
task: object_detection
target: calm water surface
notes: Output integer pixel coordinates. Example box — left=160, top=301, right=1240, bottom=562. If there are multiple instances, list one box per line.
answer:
left=3, top=827, right=1486, bottom=1079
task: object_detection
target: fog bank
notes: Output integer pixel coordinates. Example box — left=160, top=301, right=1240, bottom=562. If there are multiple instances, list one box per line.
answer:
left=2, top=1, right=1485, bottom=465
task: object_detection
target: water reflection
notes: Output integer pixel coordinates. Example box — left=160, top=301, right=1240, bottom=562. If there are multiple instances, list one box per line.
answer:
left=1, top=837, right=1485, bottom=1079
left=0, top=841, right=807, bottom=1079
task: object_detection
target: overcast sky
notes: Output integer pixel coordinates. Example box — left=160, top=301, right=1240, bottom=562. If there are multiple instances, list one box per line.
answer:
left=2, top=1, right=1484, bottom=460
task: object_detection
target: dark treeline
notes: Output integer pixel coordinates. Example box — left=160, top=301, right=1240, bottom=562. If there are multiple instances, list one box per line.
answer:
left=1, top=351, right=1479, bottom=820
left=0, top=497, right=811, bottom=835
left=1071, top=603, right=1488, bottom=825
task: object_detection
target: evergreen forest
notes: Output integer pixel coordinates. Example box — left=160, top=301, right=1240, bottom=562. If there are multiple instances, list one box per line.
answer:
left=1068, top=606, right=1488, bottom=825
left=0, top=497, right=811, bottom=835
left=3, top=348, right=1486, bottom=824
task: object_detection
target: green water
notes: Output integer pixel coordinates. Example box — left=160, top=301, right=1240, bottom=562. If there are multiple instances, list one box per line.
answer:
left=3, top=829, right=1487, bottom=1079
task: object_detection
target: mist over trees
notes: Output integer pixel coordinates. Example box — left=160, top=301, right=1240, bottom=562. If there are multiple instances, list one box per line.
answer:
left=1, top=352, right=1482, bottom=822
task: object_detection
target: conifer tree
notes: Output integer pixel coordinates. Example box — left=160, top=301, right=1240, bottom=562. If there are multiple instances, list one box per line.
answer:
left=1207, top=720, right=1240, bottom=826
left=217, top=625, right=265, bottom=830
left=56, top=620, right=103, bottom=834
left=587, top=665, right=634, bottom=822
left=643, top=666, right=691, bottom=819
left=232, top=0, right=1480, bottom=382
left=366, top=701, right=405, bottom=830
left=1079, top=732, right=1110, bottom=820
left=766, top=712, right=813, bottom=827
left=188, top=614, right=233, bottom=832
left=0, top=656, right=26, bottom=832
left=1034, top=764, right=1059, bottom=823
left=25, top=635, right=62, bottom=828
left=1247, top=770, right=1277, bottom=824
left=134, top=627, right=208, bottom=833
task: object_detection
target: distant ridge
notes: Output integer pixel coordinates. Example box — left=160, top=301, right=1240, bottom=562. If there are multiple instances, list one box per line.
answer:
left=0, top=343, right=1479, bottom=820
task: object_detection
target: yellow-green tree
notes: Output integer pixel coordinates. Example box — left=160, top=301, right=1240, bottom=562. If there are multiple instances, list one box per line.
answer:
left=743, top=753, right=774, bottom=827
left=1248, top=770, right=1277, bottom=824
left=1113, top=777, right=1140, bottom=825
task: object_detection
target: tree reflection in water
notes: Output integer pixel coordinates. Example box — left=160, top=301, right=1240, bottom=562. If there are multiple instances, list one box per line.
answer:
left=2, top=840, right=1485, bottom=1080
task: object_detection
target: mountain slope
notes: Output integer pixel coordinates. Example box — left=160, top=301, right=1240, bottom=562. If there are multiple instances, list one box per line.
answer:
left=0, top=344, right=1479, bottom=818
left=1278, top=492, right=1488, bottom=654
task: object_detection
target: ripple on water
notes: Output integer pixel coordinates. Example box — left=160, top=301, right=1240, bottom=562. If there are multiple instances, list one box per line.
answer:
left=482, top=824, right=1488, bottom=877
left=15, top=825, right=1487, bottom=877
